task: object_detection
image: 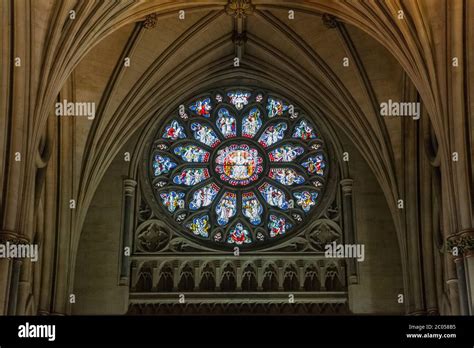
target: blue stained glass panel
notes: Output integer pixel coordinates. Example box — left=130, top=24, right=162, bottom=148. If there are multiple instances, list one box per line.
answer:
left=293, top=191, right=319, bottom=212
left=163, top=120, right=186, bottom=140
left=191, top=122, right=220, bottom=148
left=258, top=122, right=287, bottom=147
left=227, top=223, right=252, bottom=244
left=216, top=108, right=236, bottom=138
left=292, top=119, right=317, bottom=139
left=153, top=155, right=177, bottom=176
left=242, top=108, right=262, bottom=138
left=189, top=98, right=212, bottom=117
left=216, top=192, right=237, bottom=226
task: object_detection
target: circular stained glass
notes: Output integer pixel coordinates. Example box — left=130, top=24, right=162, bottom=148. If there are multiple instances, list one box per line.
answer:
left=214, top=144, right=264, bottom=185
left=145, top=88, right=329, bottom=250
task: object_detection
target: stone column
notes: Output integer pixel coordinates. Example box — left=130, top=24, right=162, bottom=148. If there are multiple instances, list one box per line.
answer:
left=299, top=266, right=305, bottom=290
left=7, top=259, right=22, bottom=315
left=340, top=179, right=357, bottom=284
left=419, top=116, right=438, bottom=314
left=0, top=0, right=33, bottom=315
left=119, top=179, right=137, bottom=285
left=215, top=266, right=221, bottom=291
left=194, top=265, right=201, bottom=291
left=236, top=266, right=242, bottom=291
left=0, top=257, right=11, bottom=314
left=447, top=230, right=473, bottom=315
left=277, top=266, right=284, bottom=291
left=443, top=0, right=473, bottom=316
left=460, top=230, right=474, bottom=314
left=257, top=267, right=263, bottom=291
left=453, top=257, right=468, bottom=315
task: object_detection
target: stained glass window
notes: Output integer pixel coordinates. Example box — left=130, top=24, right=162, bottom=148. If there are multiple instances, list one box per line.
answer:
left=146, top=89, right=329, bottom=249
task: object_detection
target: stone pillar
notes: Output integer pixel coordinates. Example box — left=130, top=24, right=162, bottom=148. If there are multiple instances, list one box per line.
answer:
left=340, top=179, right=357, bottom=284
left=460, top=230, right=474, bottom=314
left=0, top=257, right=11, bottom=314
left=236, top=266, right=242, bottom=291
left=119, top=179, right=137, bottom=285
left=0, top=0, right=33, bottom=315
left=402, top=113, right=426, bottom=314
left=419, top=116, right=438, bottom=314
left=443, top=0, right=473, bottom=316
left=453, top=257, right=468, bottom=315
left=299, top=266, right=305, bottom=290
left=194, top=265, right=200, bottom=291
left=447, top=230, right=474, bottom=315
left=7, top=259, right=22, bottom=315
left=215, top=266, right=221, bottom=291
left=465, top=250, right=474, bottom=315
left=277, top=266, right=284, bottom=291
left=257, top=267, right=263, bottom=291
left=172, top=266, right=179, bottom=292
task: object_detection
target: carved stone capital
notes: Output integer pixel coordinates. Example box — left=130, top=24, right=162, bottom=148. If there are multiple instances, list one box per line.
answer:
left=123, top=179, right=137, bottom=196
left=340, top=179, right=354, bottom=194
left=447, top=229, right=474, bottom=258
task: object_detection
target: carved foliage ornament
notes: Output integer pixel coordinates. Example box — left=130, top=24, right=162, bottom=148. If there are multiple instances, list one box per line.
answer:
left=143, top=13, right=158, bottom=29
left=226, top=0, right=255, bottom=18
left=447, top=230, right=474, bottom=257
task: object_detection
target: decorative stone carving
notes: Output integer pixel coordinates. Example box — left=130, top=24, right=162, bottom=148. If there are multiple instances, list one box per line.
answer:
left=306, top=219, right=341, bottom=251
left=225, top=0, right=255, bottom=18
left=128, top=302, right=350, bottom=315
left=142, top=13, right=158, bottom=29
left=447, top=229, right=474, bottom=257
left=138, top=198, right=152, bottom=223
left=136, top=220, right=170, bottom=252
left=325, top=198, right=340, bottom=221
left=129, top=257, right=348, bottom=314
left=167, top=237, right=215, bottom=253
left=322, top=13, right=338, bottom=29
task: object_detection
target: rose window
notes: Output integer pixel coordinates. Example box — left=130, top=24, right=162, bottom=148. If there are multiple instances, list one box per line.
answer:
left=145, top=89, right=329, bottom=249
